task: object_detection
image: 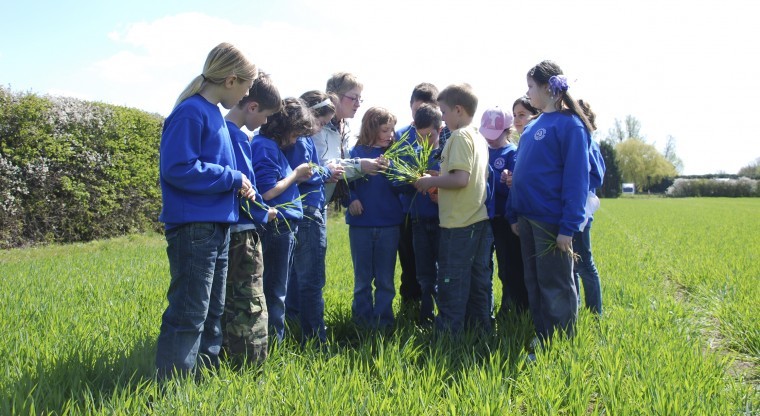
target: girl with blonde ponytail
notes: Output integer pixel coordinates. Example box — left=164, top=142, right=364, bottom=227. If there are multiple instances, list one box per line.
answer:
left=156, top=42, right=258, bottom=381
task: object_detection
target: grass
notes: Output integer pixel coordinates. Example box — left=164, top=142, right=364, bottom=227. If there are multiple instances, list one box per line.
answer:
left=0, top=198, right=758, bottom=414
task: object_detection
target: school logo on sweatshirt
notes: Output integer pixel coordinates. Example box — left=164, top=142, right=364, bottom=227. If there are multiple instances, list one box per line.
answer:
left=534, top=128, right=547, bottom=141
left=494, top=157, right=505, bottom=170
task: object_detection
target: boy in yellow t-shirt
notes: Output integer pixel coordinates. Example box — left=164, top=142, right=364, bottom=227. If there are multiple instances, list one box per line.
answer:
left=414, top=83, right=493, bottom=334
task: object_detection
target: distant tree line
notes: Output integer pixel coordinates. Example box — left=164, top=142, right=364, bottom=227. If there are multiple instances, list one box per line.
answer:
left=598, top=114, right=758, bottom=197
left=0, top=86, right=164, bottom=248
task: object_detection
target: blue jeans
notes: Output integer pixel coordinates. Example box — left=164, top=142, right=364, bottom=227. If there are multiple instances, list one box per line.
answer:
left=156, top=222, right=230, bottom=380
left=490, top=216, right=529, bottom=315
left=518, top=217, right=578, bottom=341
left=412, top=218, right=440, bottom=323
left=287, top=206, right=328, bottom=343
left=349, top=225, right=400, bottom=328
left=436, top=220, right=494, bottom=334
left=573, top=220, right=602, bottom=315
left=257, top=220, right=297, bottom=341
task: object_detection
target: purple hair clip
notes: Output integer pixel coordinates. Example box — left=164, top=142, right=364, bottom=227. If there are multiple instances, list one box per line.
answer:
left=548, top=75, right=569, bottom=96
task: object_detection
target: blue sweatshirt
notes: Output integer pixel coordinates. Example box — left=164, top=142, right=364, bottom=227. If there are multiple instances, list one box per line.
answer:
left=346, top=145, right=404, bottom=227
left=283, top=136, right=331, bottom=211
left=250, top=134, right=303, bottom=221
left=227, top=121, right=270, bottom=226
left=159, top=94, right=242, bottom=229
left=509, top=112, right=590, bottom=236
left=589, top=139, right=606, bottom=192
left=488, top=143, right=518, bottom=218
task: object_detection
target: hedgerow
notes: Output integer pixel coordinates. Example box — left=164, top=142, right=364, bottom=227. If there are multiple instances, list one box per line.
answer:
left=0, top=86, right=164, bottom=248
left=666, top=177, right=760, bottom=198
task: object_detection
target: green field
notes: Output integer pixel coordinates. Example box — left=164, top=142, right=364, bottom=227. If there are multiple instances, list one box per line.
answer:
left=1, top=198, right=758, bottom=414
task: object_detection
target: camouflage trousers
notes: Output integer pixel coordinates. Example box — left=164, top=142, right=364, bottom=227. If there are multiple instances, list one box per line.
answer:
left=222, top=229, right=268, bottom=364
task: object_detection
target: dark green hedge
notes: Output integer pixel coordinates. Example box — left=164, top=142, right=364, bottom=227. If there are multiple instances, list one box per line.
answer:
left=0, top=86, right=164, bottom=248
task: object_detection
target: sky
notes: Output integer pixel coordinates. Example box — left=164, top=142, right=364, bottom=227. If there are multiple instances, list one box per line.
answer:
left=2, top=0, right=758, bottom=175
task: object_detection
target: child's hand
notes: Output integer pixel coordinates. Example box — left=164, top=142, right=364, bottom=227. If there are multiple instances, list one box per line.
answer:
left=414, top=174, right=434, bottom=194
left=239, top=174, right=256, bottom=200
left=267, top=207, right=278, bottom=222
left=294, top=163, right=313, bottom=183
left=326, top=162, right=344, bottom=183
left=501, top=170, right=513, bottom=188
left=348, top=200, right=363, bottom=216
left=510, top=223, right=519, bottom=236
left=556, top=234, right=573, bottom=252
left=428, top=187, right=439, bottom=203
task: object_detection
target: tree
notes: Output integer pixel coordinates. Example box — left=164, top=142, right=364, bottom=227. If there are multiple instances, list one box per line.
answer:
left=737, top=157, right=760, bottom=178
left=598, top=139, right=621, bottom=198
left=606, top=114, right=644, bottom=143
left=663, top=135, right=684, bottom=174
left=624, top=115, right=642, bottom=141
left=615, top=138, right=677, bottom=192
left=607, top=119, right=626, bottom=143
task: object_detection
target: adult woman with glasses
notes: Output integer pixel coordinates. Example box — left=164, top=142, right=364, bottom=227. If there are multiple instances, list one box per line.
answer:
left=311, top=72, right=387, bottom=205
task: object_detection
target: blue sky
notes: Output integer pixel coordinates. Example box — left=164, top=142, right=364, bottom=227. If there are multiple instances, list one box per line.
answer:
left=2, top=0, right=758, bottom=175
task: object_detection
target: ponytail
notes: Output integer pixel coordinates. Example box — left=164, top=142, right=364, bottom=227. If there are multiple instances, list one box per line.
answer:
left=174, top=42, right=258, bottom=109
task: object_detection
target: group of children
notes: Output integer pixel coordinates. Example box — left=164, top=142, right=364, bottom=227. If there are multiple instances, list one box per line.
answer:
left=155, top=42, right=605, bottom=379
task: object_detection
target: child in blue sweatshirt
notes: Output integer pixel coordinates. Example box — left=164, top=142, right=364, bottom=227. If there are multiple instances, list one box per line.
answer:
left=399, top=103, right=443, bottom=325
left=251, top=97, right=315, bottom=341
left=573, top=99, right=606, bottom=315
left=346, top=107, right=404, bottom=328
left=508, top=60, right=592, bottom=346
left=479, top=107, right=528, bottom=317
left=283, top=90, right=343, bottom=345
left=222, top=72, right=281, bottom=363
left=156, top=43, right=258, bottom=380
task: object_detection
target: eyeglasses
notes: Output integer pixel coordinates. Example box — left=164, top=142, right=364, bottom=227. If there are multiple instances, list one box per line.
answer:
left=342, top=94, right=363, bottom=104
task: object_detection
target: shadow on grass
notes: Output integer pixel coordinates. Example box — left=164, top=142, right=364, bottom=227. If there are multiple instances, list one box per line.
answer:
left=4, top=335, right=158, bottom=414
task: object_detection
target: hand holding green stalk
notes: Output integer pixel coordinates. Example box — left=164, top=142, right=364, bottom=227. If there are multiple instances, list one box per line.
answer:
left=325, top=162, right=345, bottom=183
left=238, top=173, right=257, bottom=201
left=556, top=234, right=573, bottom=253
left=293, top=163, right=313, bottom=183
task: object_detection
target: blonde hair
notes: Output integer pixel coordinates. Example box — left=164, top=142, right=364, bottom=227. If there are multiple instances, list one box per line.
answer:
left=438, top=83, right=478, bottom=117
left=174, top=42, right=258, bottom=109
left=325, top=72, right=363, bottom=97
left=357, top=107, right=396, bottom=147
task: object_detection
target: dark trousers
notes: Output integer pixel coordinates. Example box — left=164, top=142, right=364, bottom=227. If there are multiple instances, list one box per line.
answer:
left=398, top=219, right=421, bottom=302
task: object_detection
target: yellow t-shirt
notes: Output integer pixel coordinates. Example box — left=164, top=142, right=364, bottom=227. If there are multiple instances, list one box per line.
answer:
left=438, top=125, right=489, bottom=228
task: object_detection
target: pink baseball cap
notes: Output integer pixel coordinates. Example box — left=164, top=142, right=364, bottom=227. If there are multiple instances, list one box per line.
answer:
left=479, top=107, right=514, bottom=140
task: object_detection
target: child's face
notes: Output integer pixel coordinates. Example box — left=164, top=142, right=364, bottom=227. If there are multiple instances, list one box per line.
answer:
left=336, top=87, right=362, bottom=120
left=317, top=112, right=335, bottom=128
left=439, top=102, right=462, bottom=130
left=410, top=100, right=425, bottom=119
left=526, top=76, right=550, bottom=112
left=375, top=122, right=395, bottom=148
left=221, top=76, right=254, bottom=110
left=415, top=126, right=440, bottom=147
left=513, top=103, right=533, bottom=134
left=245, top=105, right=276, bottom=132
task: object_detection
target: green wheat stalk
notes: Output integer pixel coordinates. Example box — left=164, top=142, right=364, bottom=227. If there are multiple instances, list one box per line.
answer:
left=527, top=219, right=580, bottom=262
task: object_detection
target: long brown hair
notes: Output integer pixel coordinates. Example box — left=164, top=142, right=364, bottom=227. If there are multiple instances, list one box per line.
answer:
left=357, top=107, right=397, bottom=147
left=259, top=97, right=318, bottom=148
